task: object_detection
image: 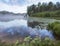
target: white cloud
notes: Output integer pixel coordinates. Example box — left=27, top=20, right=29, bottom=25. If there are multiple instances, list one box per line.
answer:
left=0, top=2, right=27, bottom=13
left=26, top=0, right=59, bottom=5
left=4, top=0, right=9, bottom=3
left=0, top=0, right=60, bottom=13
left=10, top=0, right=19, bottom=5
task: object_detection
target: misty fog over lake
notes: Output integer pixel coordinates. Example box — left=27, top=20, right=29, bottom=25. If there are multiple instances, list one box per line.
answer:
left=0, top=14, right=27, bottom=21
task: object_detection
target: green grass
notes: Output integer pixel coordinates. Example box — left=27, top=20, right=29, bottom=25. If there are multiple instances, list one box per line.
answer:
left=30, top=10, right=60, bottom=19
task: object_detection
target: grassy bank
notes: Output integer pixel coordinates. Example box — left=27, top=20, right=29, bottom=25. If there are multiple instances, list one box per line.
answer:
left=30, top=10, right=60, bottom=20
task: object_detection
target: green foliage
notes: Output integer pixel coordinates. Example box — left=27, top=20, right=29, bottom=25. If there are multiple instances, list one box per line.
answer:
left=47, top=22, right=60, bottom=39
left=42, top=37, right=54, bottom=46
left=29, top=10, right=60, bottom=17
left=53, top=24, right=60, bottom=36
left=44, top=12, right=51, bottom=17
left=55, top=11, right=60, bottom=16
left=55, top=41, right=60, bottom=46
left=27, top=2, right=60, bottom=17
left=47, top=22, right=60, bottom=30
left=0, top=36, right=60, bottom=46
left=15, top=40, right=20, bottom=46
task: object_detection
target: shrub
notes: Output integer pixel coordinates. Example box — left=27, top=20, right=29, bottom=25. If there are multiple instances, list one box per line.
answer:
left=47, top=22, right=60, bottom=39
left=53, top=24, right=60, bottom=36
left=47, top=22, right=60, bottom=30
left=45, top=12, right=51, bottom=17
left=55, top=11, right=60, bottom=17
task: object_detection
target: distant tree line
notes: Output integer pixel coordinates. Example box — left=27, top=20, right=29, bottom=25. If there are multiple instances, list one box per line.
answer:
left=27, top=2, right=60, bottom=15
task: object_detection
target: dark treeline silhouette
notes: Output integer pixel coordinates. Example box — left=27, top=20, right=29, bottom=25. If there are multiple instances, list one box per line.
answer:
left=27, top=2, right=60, bottom=15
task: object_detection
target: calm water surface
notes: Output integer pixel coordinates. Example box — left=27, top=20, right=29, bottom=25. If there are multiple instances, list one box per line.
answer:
left=0, top=15, right=59, bottom=39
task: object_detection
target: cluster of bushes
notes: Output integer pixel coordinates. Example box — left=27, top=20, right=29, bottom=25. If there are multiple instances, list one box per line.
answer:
left=30, top=10, right=60, bottom=18
left=47, top=22, right=60, bottom=39
left=0, top=36, right=60, bottom=46
left=0, top=36, right=58, bottom=46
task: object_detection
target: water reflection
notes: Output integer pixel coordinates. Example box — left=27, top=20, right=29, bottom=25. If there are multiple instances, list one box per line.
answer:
left=0, top=19, right=54, bottom=39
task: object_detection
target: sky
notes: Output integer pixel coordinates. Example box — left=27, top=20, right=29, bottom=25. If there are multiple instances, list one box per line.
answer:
left=0, top=0, right=60, bottom=13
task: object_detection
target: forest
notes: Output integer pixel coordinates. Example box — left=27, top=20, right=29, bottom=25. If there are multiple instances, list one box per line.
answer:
left=27, top=2, right=60, bottom=18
